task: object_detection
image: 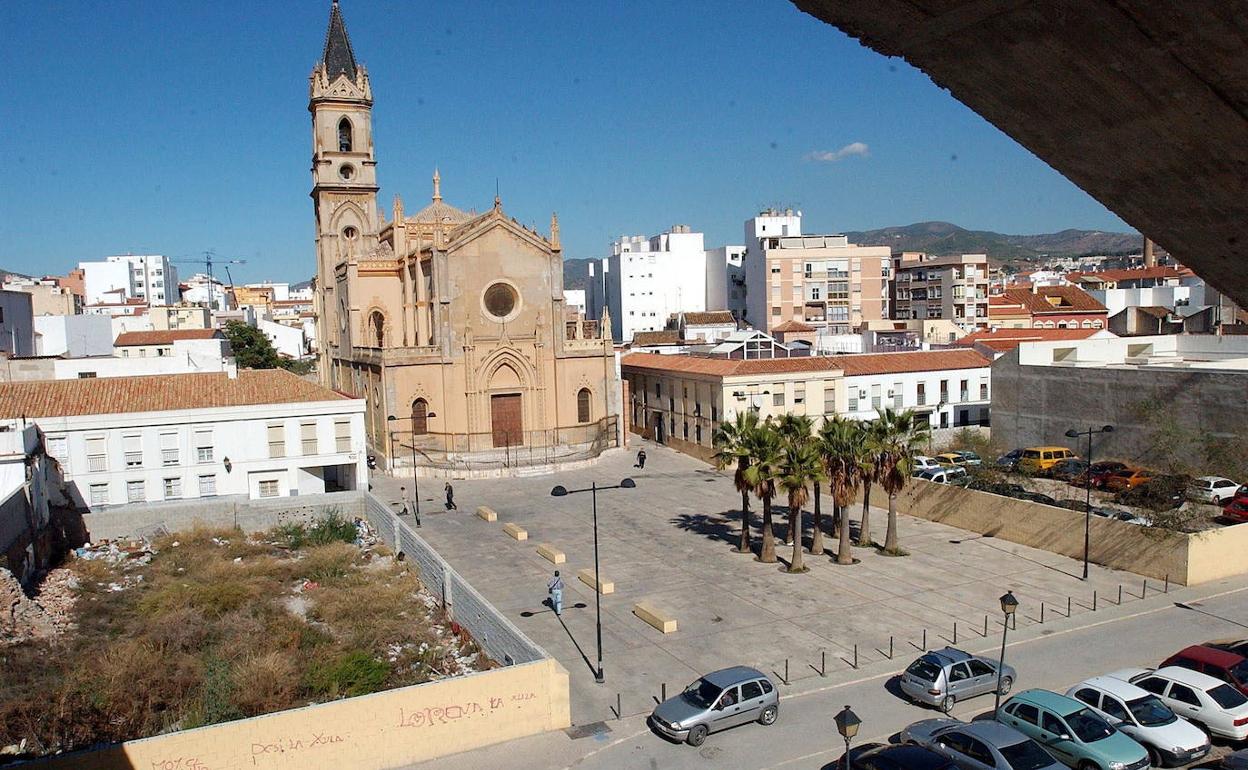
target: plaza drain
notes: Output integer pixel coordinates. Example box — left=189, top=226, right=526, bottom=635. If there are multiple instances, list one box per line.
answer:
left=565, top=721, right=613, bottom=740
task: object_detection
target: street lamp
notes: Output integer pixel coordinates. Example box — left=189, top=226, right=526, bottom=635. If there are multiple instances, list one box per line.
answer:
left=550, top=477, right=636, bottom=684
left=835, top=705, right=861, bottom=770
left=1064, top=425, right=1114, bottom=580
left=994, top=591, right=1019, bottom=718
left=388, top=412, right=437, bottom=517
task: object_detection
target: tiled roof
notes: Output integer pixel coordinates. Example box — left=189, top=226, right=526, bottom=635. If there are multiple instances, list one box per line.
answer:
left=954, top=327, right=1104, bottom=352
left=1001, top=286, right=1106, bottom=315
left=621, top=349, right=990, bottom=378
left=772, top=320, right=816, bottom=332
left=0, top=369, right=349, bottom=419
left=631, top=330, right=682, bottom=346
left=114, top=329, right=222, bottom=346
left=682, top=311, right=736, bottom=326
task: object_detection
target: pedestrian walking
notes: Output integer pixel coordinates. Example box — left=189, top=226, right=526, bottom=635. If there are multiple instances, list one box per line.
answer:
left=444, top=481, right=457, bottom=511
left=636, top=448, right=647, bottom=469
left=547, top=570, right=565, bottom=615
left=399, top=486, right=410, bottom=517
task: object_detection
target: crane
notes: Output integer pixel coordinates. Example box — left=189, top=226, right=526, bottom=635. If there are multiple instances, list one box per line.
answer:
left=172, top=250, right=247, bottom=310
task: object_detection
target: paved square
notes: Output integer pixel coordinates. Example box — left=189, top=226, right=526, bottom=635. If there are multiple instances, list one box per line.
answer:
left=374, top=439, right=1152, bottom=723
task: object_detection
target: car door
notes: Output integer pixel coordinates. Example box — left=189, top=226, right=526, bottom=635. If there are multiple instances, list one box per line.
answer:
left=1002, top=701, right=1042, bottom=740
left=966, top=659, right=997, bottom=698
left=1165, top=682, right=1204, bottom=723
left=1038, top=709, right=1078, bottom=765
left=709, top=685, right=745, bottom=731
left=938, top=731, right=992, bottom=770
left=738, top=679, right=766, bottom=723
left=948, top=662, right=974, bottom=700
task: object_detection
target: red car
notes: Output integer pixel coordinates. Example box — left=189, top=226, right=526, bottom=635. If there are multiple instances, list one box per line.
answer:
left=1162, top=644, right=1248, bottom=696
left=1223, top=498, right=1248, bottom=524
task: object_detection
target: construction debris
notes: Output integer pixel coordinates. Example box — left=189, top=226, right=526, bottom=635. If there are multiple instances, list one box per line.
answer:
left=2, top=567, right=77, bottom=645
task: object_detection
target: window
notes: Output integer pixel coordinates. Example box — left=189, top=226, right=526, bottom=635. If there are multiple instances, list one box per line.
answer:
left=267, top=423, right=285, bottom=458
left=160, top=432, right=178, bottom=466
left=1168, top=683, right=1200, bottom=707
left=194, top=429, right=213, bottom=463
left=258, top=479, right=280, bottom=498
left=960, top=379, right=969, bottom=401
left=823, top=387, right=836, bottom=415
left=1073, top=688, right=1101, bottom=708
left=793, top=385, right=805, bottom=404
left=577, top=388, right=591, bottom=423
left=1101, top=696, right=1130, bottom=722
left=334, top=420, right=351, bottom=452
left=123, top=434, right=142, bottom=467
left=1012, top=703, right=1040, bottom=725
left=870, top=384, right=881, bottom=410
left=892, top=381, right=903, bottom=409
left=917, top=383, right=927, bottom=405
left=198, top=475, right=217, bottom=497
left=126, top=480, right=145, bottom=503
left=848, top=390, right=859, bottom=411
left=86, top=436, right=107, bottom=472
left=163, top=477, right=182, bottom=500
left=89, top=484, right=108, bottom=506
left=940, top=380, right=949, bottom=402
left=46, top=436, right=68, bottom=466
left=1041, top=712, right=1066, bottom=736
left=772, top=391, right=783, bottom=407
left=967, top=659, right=994, bottom=677
left=338, top=117, right=353, bottom=152
left=301, top=422, right=317, bottom=455
left=370, top=310, right=386, bottom=347
left=980, top=382, right=989, bottom=401
left=77, top=371, right=97, bottom=378
left=949, top=663, right=971, bottom=681
left=741, top=681, right=763, bottom=700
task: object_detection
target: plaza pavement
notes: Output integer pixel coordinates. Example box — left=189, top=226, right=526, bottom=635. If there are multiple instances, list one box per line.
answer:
left=373, top=438, right=1169, bottom=727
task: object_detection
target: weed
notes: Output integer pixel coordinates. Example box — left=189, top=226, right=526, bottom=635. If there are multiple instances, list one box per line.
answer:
left=305, top=651, right=391, bottom=698
left=306, top=511, right=357, bottom=546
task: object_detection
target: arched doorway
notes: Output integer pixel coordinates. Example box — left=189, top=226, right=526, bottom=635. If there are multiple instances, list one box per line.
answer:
left=370, top=310, right=385, bottom=347
left=411, top=398, right=429, bottom=436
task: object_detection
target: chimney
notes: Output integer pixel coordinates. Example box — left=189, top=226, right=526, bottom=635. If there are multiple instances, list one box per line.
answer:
left=1143, top=237, right=1156, bottom=268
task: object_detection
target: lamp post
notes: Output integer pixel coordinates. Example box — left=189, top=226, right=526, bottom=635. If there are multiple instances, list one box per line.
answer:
left=994, top=590, right=1019, bottom=718
left=550, top=477, right=636, bottom=684
left=835, top=705, right=861, bottom=770
left=388, top=412, right=437, bottom=517
left=1064, top=425, right=1114, bottom=580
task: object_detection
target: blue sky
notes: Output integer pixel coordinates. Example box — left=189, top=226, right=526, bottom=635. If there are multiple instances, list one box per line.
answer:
left=0, top=0, right=1129, bottom=283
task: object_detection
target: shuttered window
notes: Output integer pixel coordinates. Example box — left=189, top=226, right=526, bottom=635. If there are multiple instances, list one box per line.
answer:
left=335, top=421, right=351, bottom=452
left=160, top=432, right=179, bottom=466
left=86, top=436, right=107, bottom=472
left=123, top=435, right=143, bottom=468
left=267, top=424, right=285, bottom=458
left=194, top=429, right=213, bottom=463
left=301, top=423, right=317, bottom=455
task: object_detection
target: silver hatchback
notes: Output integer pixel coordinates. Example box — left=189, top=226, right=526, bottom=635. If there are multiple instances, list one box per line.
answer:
left=900, top=647, right=1017, bottom=712
left=649, top=666, right=779, bottom=746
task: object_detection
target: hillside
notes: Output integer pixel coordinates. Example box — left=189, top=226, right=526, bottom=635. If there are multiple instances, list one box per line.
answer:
left=563, top=258, right=596, bottom=291
left=843, top=222, right=1144, bottom=263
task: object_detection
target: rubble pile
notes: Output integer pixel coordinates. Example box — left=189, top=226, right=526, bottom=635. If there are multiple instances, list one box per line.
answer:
left=1, top=567, right=77, bottom=645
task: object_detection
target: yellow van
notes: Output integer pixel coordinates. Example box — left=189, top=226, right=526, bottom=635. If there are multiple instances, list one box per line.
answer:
left=1017, top=446, right=1077, bottom=474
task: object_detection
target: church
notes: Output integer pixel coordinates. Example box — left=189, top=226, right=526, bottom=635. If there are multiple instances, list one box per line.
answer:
left=308, top=1, right=621, bottom=474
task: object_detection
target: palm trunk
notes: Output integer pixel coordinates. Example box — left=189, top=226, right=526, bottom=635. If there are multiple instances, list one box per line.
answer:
left=737, top=495, right=752, bottom=554
left=759, top=496, right=777, bottom=563
left=884, top=492, right=899, bottom=553
left=788, top=496, right=804, bottom=572
left=857, top=480, right=874, bottom=547
left=837, top=498, right=854, bottom=564
left=831, top=501, right=841, bottom=532
left=809, top=482, right=824, bottom=555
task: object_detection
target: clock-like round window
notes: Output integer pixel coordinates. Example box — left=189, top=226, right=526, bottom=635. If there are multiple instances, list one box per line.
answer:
left=483, top=281, right=520, bottom=321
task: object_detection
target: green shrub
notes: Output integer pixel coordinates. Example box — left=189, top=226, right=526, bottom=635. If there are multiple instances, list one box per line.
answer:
left=269, top=522, right=309, bottom=549
left=307, top=511, right=357, bottom=546
left=305, top=651, right=390, bottom=698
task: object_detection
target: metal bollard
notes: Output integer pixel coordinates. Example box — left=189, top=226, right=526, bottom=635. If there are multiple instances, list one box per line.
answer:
left=1067, top=596, right=1072, bottom=617
left=923, top=628, right=928, bottom=649
left=616, top=693, right=621, bottom=720
left=1118, top=584, right=1122, bottom=605
left=1142, top=578, right=1147, bottom=599
left=784, top=658, right=790, bottom=684
left=1041, top=602, right=1045, bottom=624
left=853, top=644, right=858, bottom=669
left=889, top=636, right=894, bottom=659
left=1164, top=574, right=1169, bottom=594
left=983, top=614, right=989, bottom=637
left=821, top=650, right=827, bottom=677
left=662, top=682, right=666, bottom=702
left=953, top=621, right=958, bottom=644
left=1093, top=590, right=1098, bottom=611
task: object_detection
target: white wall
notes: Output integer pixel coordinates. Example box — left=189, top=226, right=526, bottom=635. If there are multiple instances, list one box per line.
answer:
left=705, top=245, right=745, bottom=319
left=605, top=228, right=708, bottom=342
left=52, top=356, right=234, bottom=380
left=258, top=318, right=307, bottom=359
left=34, top=314, right=115, bottom=357
left=563, top=289, right=586, bottom=316
left=841, top=367, right=992, bottom=430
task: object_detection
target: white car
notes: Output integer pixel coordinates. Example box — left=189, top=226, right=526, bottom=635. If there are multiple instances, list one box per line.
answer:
left=913, top=456, right=941, bottom=475
left=1066, top=676, right=1210, bottom=767
left=1188, top=476, right=1241, bottom=505
left=1109, top=666, right=1248, bottom=740
left=919, top=466, right=968, bottom=485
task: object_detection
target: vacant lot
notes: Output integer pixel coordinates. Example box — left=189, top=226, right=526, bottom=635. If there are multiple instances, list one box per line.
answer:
left=0, top=516, right=487, bottom=760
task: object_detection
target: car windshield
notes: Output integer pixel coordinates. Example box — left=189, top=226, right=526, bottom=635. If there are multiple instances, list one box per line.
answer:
left=1023, top=451, right=1041, bottom=459
left=907, top=658, right=942, bottom=682
left=1126, top=695, right=1175, bottom=726
left=1208, top=683, right=1248, bottom=709
left=1063, top=708, right=1114, bottom=742
left=682, top=678, right=722, bottom=708
left=999, top=739, right=1055, bottom=770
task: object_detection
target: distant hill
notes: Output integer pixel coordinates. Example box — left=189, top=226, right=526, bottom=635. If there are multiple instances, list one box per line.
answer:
left=842, top=222, right=1145, bottom=264
left=563, top=258, right=596, bottom=291
left=0, top=267, right=32, bottom=281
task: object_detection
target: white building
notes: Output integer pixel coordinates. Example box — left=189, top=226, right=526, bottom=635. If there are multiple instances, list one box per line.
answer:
left=836, top=350, right=992, bottom=431
left=704, top=245, right=747, bottom=322
left=34, top=314, right=115, bottom=357
left=246, top=281, right=291, bottom=302
left=563, top=289, right=587, bottom=318
left=80, top=255, right=180, bottom=307
left=0, top=290, right=35, bottom=357
left=588, top=225, right=709, bottom=342
left=0, top=369, right=367, bottom=508
left=258, top=318, right=308, bottom=360
left=181, top=273, right=228, bottom=310
left=113, top=329, right=232, bottom=367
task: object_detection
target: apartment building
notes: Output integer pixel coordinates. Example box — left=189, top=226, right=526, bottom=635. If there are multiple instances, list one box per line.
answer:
left=704, top=245, right=748, bottom=321
left=892, top=252, right=990, bottom=331
left=742, top=210, right=891, bottom=335
left=0, top=278, right=82, bottom=316
left=989, top=286, right=1108, bottom=330
left=80, top=255, right=180, bottom=307
left=589, top=225, right=708, bottom=342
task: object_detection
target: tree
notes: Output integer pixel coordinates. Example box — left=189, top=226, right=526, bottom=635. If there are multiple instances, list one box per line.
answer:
left=776, top=433, right=822, bottom=573
left=777, top=414, right=825, bottom=555
left=871, top=408, right=931, bottom=554
left=820, top=417, right=865, bottom=565
left=857, top=419, right=886, bottom=547
left=742, top=422, right=783, bottom=564
left=713, top=410, right=760, bottom=554
left=222, top=321, right=312, bottom=375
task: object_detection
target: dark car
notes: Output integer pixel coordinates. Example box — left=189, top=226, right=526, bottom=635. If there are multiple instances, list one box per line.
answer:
left=967, top=479, right=1027, bottom=498
left=996, top=450, right=1024, bottom=472
left=1048, top=458, right=1090, bottom=482
left=1116, top=475, right=1189, bottom=511
left=1162, top=645, right=1248, bottom=696
left=1015, top=491, right=1057, bottom=506
left=1075, top=461, right=1129, bottom=489
left=841, top=743, right=960, bottom=770
left=1208, top=639, right=1248, bottom=659
left=1055, top=499, right=1092, bottom=513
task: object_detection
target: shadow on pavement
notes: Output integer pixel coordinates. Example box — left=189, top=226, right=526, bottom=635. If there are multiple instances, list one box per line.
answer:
left=670, top=512, right=743, bottom=548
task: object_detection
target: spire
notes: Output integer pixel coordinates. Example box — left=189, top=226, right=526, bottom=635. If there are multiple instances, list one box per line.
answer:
left=432, top=168, right=442, bottom=201
left=550, top=212, right=561, bottom=251
left=322, top=1, right=358, bottom=82
left=393, top=193, right=404, bottom=222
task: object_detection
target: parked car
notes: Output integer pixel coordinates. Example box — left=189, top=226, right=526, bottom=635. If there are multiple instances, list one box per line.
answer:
left=1065, top=676, right=1210, bottom=767
left=996, top=689, right=1150, bottom=770
left=1103, top=469, right=1153, bottom=493
left=919, top=467, right=970, bottom=486
left=1161, top=645, right=1248, bottom=696
left=1189, top=476, right=1241, bottom=505
left=843, top=743, right=960, bottom=770
left=953, top=451, right=984, bottom=467
left=1016, top=491, right=1058, bottom=507
left=968, top=479, right=1028, bottom=498
left=1223, top=499, right=1248, bottom=524
left=1074, top=462, right=1130, bottom=490
left=1048, top=459, right=1090, bottom=482
left=1090, top=508, right=1151, bottom=526
left=1055, top=499, right=1092, bottom=513
left=1208, top=639, right=1248, bottom=659
left=914, top=455, right=943, bottom=475
left=997, top=449, right=1025, bottom=472
left=649, top=666, right=778, bottom=746
left=1116, top=475, right=1189, bottom=511
left=901, top=718, right=1065, bottom=770
left=1112, top=666, right=1248, bottom=741
left=900, top=646, right=1017, bottom=713
left=936, top=452, right=982, bottom=468
left=1017, top=447, right=1078, bottom=475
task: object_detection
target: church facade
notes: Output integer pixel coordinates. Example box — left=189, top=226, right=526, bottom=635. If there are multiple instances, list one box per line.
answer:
left=309, top=2, right=620, bottom=473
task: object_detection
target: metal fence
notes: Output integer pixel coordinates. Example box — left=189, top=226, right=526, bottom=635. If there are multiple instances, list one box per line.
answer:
left=390, top=416, right=618, bottom=473
left=363, top=492, right=548, bottom=666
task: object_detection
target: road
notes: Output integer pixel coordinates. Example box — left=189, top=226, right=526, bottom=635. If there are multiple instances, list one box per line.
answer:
left=409, top=578, right=1248, bottom=769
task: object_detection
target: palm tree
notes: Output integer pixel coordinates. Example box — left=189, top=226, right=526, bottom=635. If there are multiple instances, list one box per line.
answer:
left=857, top=419, right=886, bottom=547
left=776, top=434, right=822, bottom=573
left=776, top=414, right=823, bottom=554
left=873, top=408, right=931, bottom=554
left=712, top=410, right=760, bottom=554
left=820, top=417, right=865, bottom=565
left=741, top=422, right=782, bottom=563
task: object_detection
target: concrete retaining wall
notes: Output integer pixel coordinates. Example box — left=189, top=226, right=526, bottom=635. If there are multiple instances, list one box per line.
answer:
left=21, top=658, right=570, bottom=770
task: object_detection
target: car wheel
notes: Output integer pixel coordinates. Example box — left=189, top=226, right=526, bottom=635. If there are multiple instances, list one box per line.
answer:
left=997, top=676, right=1013, bottom=696
left=758, top=705, right=778, bottom=725
left=1145, top=746, right=1162, bottom=768
left=1078, top=761, right=1099, bottom=770
left=686, top=724, right=708, bottom=747
left=941, top=694, right=956, bottom=713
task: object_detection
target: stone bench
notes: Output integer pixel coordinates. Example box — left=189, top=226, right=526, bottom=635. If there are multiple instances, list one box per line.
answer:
left=536, top=543, right=565, bottom=564
left=633, top=601, right=677, bottom=634
left=577, top=568, right=614, bottom=595
left=502, top=522, right=528, bottom=541
left=476, top=506, right=498, bottom=522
